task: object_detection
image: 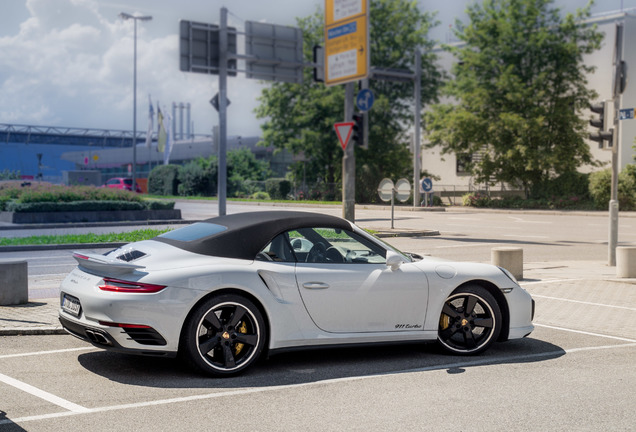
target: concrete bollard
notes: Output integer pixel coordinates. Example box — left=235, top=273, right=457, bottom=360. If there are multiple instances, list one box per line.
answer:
left=616, top=247, right=636, bottom=278
left=0, top=260, right=28, bottom=305
left=491, top=247, right=523, bottom=280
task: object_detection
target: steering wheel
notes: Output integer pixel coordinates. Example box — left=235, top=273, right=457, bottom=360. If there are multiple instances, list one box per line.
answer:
left=306, top=242, right=327, bottom=263
left=326, top=247, right=344, bottom=262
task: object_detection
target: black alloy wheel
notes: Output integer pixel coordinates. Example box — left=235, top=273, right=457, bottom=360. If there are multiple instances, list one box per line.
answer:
left=182, top=294, right=266, bottom=376
left=437, top=285, right=502, bottom=355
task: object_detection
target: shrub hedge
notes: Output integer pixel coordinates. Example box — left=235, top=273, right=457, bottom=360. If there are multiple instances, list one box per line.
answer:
left=0, top=183, right=175, bottom=212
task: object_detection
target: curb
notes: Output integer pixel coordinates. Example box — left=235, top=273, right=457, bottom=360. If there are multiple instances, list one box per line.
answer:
left=0, top=219, right=190, bottom=231
left=374, top=229, right=440, bottom=238
left=0, top=327, right=65, bottom=336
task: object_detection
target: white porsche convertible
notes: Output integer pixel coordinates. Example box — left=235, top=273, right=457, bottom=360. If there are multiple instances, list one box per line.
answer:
left=59, top=211, right=534, bottom=376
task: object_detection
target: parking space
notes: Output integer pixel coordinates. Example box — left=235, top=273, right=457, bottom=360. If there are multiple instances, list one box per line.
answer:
left=1, top=289, right=635, bottom=430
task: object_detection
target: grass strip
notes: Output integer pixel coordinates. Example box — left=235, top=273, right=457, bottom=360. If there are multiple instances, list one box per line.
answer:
left=0, top=228, right=171, bottom=246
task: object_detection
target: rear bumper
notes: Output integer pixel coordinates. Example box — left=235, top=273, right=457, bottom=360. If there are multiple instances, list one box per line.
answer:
left=59, top=315, right=176, bottom=358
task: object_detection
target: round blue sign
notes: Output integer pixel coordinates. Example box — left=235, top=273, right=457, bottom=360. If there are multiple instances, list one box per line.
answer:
left=356, top=89, right=374, bottom=112
left=421, top=178, right=433, bottom=192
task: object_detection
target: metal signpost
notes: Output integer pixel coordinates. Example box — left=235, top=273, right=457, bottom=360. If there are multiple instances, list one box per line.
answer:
left=377, top=178, right=411, bottom=229
left=325, top=0, right=369, bottom=223
left=179, top=9, right=304, bottom=215
left=609, top=23, right=625, bottom=266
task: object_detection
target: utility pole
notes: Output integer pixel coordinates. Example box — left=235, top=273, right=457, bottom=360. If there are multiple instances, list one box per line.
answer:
left=218, top=7, right=229, bottom=216
left=609, top=22, right=624, bottom=267
left=343, top=82, right=356, bottom=222
left=413, top=50, right=422, bottom=208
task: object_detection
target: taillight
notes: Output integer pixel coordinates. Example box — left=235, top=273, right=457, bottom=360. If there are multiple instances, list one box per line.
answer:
left=73, top=253, right=90, bottom=260
left=99, top=277, right=166, bottom=293
left=98, top=321, right=152, bottom=329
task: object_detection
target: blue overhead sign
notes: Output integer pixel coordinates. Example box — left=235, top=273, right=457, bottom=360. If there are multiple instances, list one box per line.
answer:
left=619, top=108, right=634, bottom=120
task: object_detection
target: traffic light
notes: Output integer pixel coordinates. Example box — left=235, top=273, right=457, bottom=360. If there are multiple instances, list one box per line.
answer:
left=352, top=112, right=364, bottom=147
left=589, top=101, right=613, bottom=149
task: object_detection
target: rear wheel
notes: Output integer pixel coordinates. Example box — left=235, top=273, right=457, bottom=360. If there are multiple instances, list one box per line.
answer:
left=182, top=294, right=266, bottom=376
left=437, top=285, right=501, bottom=355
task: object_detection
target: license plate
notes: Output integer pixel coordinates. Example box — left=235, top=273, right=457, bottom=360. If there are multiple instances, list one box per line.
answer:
left=61, top=294, right=81, bottom=317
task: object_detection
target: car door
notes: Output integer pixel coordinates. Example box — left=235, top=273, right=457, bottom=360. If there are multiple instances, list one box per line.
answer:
left=292, top=227, right=429, bottom=333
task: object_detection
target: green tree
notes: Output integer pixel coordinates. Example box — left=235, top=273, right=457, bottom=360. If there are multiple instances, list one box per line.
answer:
left=255, top=0, right=442, bottom=203
left=426, top=0, right=602, bottom=197
left=227, top=148, right=271, bottom=197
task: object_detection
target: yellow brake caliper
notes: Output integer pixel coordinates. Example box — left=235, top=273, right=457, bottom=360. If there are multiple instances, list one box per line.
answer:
left=440, top=312, right=451, bottom=330
left=234, top=321, right=247, bottom=355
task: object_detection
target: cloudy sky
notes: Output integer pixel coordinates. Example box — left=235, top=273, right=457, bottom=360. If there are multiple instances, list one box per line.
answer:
left=1, top=0, right=634, bottom=139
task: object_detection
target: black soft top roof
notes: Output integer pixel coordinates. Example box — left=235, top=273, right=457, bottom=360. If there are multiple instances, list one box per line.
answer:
left=153, top=210, right=353, bottom=259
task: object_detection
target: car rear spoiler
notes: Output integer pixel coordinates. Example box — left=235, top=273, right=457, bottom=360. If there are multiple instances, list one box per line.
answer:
left=72, top=251, right=146, bottom=275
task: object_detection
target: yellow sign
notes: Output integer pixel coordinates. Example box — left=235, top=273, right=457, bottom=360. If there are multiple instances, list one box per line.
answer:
left=324, top=0, right=369, bottom=86
left=325, top=0, right=367, bottom=27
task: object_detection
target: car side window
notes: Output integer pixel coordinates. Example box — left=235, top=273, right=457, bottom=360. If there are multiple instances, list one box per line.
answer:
left=256, top=232, right=296, bottom=262
left=291, top=228, right=386, bottom=264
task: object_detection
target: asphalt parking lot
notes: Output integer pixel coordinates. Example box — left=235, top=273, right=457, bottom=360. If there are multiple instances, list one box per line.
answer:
left=1, top=204, right=635, bottom=430
left=1, top=266, right=635, bottom=431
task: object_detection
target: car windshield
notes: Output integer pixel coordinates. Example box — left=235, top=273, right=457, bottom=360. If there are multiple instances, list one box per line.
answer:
left=158, top=222, right=227, bottom=242
left=123, top=179, right=133, bottom=185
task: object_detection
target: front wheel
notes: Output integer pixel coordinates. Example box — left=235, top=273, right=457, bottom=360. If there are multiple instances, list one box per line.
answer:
left=437, top=285, right=501, bottom=355
left=181, top=294, right=266, bottom=376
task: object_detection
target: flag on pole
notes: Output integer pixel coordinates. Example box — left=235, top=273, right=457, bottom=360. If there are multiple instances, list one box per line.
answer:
left=144, top=95, right=154, bottom=148
left=157, top=103, right=166, bottom=153
left=163, top=110, right=173, bottom=165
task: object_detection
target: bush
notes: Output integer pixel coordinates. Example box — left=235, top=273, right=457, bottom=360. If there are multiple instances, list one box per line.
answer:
left=0, top=195, right=10, bottom=211
left=148, top=165, right=180, bottom=196
left=0, top=183, right=142, bottom=203
left=531, top=171, right=590, bottom=200
left=462, top=192, right=491, bottom=207
left=589, top=168, right=636, bottom=210
left=145, top=200, right=175, bottom=210
left=7, top=200, right=146, bottom=213
left=6, top=199, right=174, bottom=212
left=265, top=178, right=292, bottom=200
left=251, top=191, right=271, bottom=200
left=177, top=161, right=214, bottom=197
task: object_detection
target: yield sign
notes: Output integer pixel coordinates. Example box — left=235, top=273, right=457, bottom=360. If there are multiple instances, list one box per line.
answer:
left=334, top=121, right=354, bottom=150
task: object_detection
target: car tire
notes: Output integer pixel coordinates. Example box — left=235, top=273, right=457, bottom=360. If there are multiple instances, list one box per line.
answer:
left=181, top=294, right=266, bottom=377
left=437, top=285, right=501, bottom=355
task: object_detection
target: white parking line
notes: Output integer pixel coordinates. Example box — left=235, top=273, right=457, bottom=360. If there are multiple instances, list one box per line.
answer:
left=429, top=243, right=497, bottom=249
left=522, top=278, right=586, bottom=285
left=531, top=295, right=636, bottom=312
left=0, top=347, right=94, bottom=360
left=1, top=341, right=634, bottom=426
left=0, top=372, right=90, bottom=413
left=534, top=323, right=636, bottom=343
left=507, top=216, right=552, bottom=224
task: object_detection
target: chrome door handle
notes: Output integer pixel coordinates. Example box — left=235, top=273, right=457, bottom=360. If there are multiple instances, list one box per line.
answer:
left=302, top=282, right=329, bottom=289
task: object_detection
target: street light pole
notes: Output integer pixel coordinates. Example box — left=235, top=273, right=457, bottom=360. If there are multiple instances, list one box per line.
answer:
left=119, top=12, right=152, bottom=189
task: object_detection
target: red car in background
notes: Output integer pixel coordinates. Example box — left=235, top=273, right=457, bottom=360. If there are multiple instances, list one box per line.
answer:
left=104, top=177, right=142, bottom=193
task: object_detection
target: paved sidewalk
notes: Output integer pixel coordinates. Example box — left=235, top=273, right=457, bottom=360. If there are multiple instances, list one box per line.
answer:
left=1, top=259, right=633, bottom=336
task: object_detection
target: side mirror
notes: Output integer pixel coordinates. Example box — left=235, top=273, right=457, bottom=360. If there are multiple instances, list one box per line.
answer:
left=386, top=251, right=407, bottom=271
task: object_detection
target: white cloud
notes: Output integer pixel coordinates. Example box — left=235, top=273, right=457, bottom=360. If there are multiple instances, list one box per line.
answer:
left=2, top=0, right=631, bottom=136
left=0, top=0, right=275, bottom=136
